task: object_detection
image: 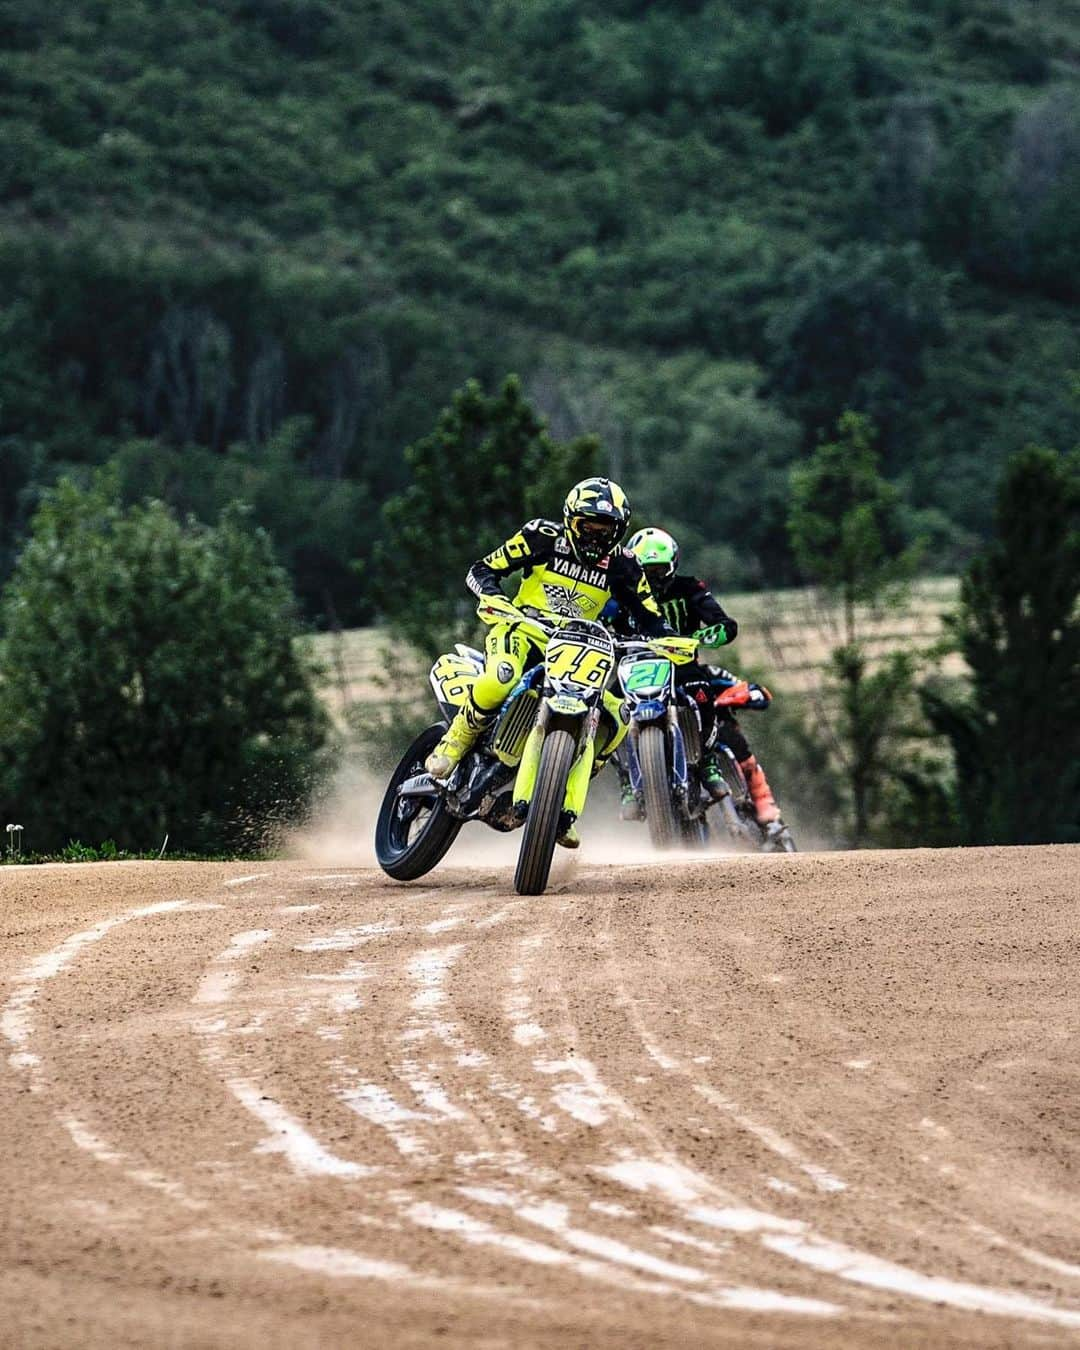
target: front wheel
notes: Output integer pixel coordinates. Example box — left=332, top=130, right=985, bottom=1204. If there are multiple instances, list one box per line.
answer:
left=514, top=728, right=576, bottom=896
left=375, top=724, right=463, bottom=881
left=639, top=724, right=679, bottom=850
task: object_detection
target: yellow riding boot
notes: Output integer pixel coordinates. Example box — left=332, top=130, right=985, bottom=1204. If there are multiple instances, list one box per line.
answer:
left=425, top=699, right=496, bottom=780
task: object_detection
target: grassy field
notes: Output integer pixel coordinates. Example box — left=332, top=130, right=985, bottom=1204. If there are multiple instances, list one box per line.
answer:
left=307, top=577, right=962, bottom=720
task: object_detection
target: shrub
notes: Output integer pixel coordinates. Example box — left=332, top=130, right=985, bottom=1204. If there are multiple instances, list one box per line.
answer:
left=0, top=477, right=334, bottom=854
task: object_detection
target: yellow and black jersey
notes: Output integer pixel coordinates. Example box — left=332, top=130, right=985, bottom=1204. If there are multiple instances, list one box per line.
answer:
left=466, top=518, right=668, bottom=637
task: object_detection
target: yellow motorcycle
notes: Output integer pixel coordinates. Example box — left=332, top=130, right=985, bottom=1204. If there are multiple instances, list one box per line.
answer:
left=375, top=599, right=693, bottom=894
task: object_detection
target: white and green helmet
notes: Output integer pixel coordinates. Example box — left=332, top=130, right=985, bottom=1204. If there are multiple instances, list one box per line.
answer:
left=627, top=526, right=680, bottom=581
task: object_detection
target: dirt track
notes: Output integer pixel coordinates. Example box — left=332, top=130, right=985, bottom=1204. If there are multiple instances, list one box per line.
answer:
left=2, top=845, right=1079, bottom=1348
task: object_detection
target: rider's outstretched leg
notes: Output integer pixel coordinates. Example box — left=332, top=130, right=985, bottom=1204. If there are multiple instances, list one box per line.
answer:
left=425, top=694, right=497, bottom=779
left=426, top=622, right=530, bottom=779
left=604, top=741, right=641, bottom=821
left=738, top=753, right=781, bottom=825
left=710, top=713, right=783, bottom=827
left=593, top=694, right=628, bottom=765
left=739, top=754, right=792, bottom=849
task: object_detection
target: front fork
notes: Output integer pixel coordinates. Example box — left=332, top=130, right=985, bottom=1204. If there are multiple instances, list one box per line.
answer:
left=627, top=707, right=690, bottom=810
left=513, top=702, right=599, bottom=821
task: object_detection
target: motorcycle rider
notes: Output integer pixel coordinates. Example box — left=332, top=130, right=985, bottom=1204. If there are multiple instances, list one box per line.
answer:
left=616, top=526, right=787, bottom=841
left=424, top=478, right=672, bottom=847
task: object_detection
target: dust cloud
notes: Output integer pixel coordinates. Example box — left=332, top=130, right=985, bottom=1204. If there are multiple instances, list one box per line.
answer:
left=287, top=755, right=744, bottom=873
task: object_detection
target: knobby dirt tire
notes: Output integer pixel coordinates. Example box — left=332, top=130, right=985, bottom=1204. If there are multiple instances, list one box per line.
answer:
left=639, top=724, right=679, bottom=851
left=375, top=724, right=463, bottom=882
left=514, top=727, right=576, bottom=896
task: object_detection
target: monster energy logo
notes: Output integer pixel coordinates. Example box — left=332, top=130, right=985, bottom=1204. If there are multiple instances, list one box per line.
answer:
left=662, top=596, right=690, bottom=634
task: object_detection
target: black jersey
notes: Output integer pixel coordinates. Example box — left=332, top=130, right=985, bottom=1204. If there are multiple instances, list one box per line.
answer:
left=611, top=573, right=737, bottom=645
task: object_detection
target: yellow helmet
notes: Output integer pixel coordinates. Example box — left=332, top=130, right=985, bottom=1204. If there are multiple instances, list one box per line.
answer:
left=563, top=477, right=631, bottom=564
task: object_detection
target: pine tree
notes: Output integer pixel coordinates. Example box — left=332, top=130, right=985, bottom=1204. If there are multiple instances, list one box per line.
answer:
left=787, top=412, right=923, bottom=845
left=924, top=446, right=1080, bottom=843
left=374, top=375, right=599, bottom=657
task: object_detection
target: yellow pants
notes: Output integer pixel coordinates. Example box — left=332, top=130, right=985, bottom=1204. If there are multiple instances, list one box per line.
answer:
left=470, top=622, right=626, bottom=762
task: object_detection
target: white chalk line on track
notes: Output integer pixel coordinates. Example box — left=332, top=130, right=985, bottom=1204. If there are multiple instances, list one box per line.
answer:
left=2, top=900, right=220, bottom=1074
left=963, top=1220, right=1080, bottom=1282
left=406, top=1193, right=837, bottom=1316
left=590, top=899, right=1080, bottom=1314
left=504, top=905, right=1080, bottom=1330
left=2, top=900, right=224, bottom=1210
left=206, top=899, right=675, bottom=1299
left=60, top=1117, right=207, bottom=1211
left=255, top=1242, right=549, bottom=1307
left=0, top=891, right=526, bottom=1307
left=194, top=923, right=380, bottom=1180
left=596, top=1156, right=1080, bottom=1328
left=190, top=897, right=561, bottom=1301
left=595, top=912, right=850, bottom=1195
left=308, top=909, right=833, bottom=1313
left=193, top=928, right=276, bottom=1006
left=8, top=884, right=1080, bottom=1329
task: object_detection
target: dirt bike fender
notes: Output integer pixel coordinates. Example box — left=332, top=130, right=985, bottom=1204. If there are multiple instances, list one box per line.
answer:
left=626, top=698, right=666, bottom=722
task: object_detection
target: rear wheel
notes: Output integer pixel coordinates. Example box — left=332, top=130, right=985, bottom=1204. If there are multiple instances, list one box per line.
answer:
left=639, top=724, right=678, bottom=850
left=514, top=728, right=576, bottom=896
left=707, top=746, right=758, bottom=847
left=375, top=724, right=463, bottom=881
left=680, top=814, right=710, bottom=849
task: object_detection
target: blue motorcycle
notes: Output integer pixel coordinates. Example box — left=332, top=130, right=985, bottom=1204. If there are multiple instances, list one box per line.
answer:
left=617, top=644, right=797, bottom=853
left=616, top=639, right=714, bottom=850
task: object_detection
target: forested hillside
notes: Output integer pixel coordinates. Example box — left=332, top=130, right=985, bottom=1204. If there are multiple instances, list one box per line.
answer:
left=2, top=0, right=1078, bottom=623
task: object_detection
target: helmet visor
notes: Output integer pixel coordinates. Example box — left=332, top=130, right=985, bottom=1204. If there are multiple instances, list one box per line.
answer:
left=570, top=516, right=619, bottom=558
left=643, top=562, right=674, bottom=589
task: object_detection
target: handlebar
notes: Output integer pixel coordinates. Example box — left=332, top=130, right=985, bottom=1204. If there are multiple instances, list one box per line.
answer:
left=617, top=636, right=698, bottom=665
left=475, top=596, right=600, bottom=648
left=476, top=597, right=697, bottom=665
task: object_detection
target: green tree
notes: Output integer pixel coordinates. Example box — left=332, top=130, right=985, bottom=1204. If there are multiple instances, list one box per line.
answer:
left=788, top=412, right=923, bottom=845
left=922, top=446, right=1080, bottom=843
left=0, top=477, right=333, bottom=854
left=374, top=375, right=599, bottom=656
left=108, top=419, right=374, bottom=628
left=767, top=243, right=951, bottom=452
left=0, top=434, right=44, bottom=583
left=1, top=0, right=1079, bottom=629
